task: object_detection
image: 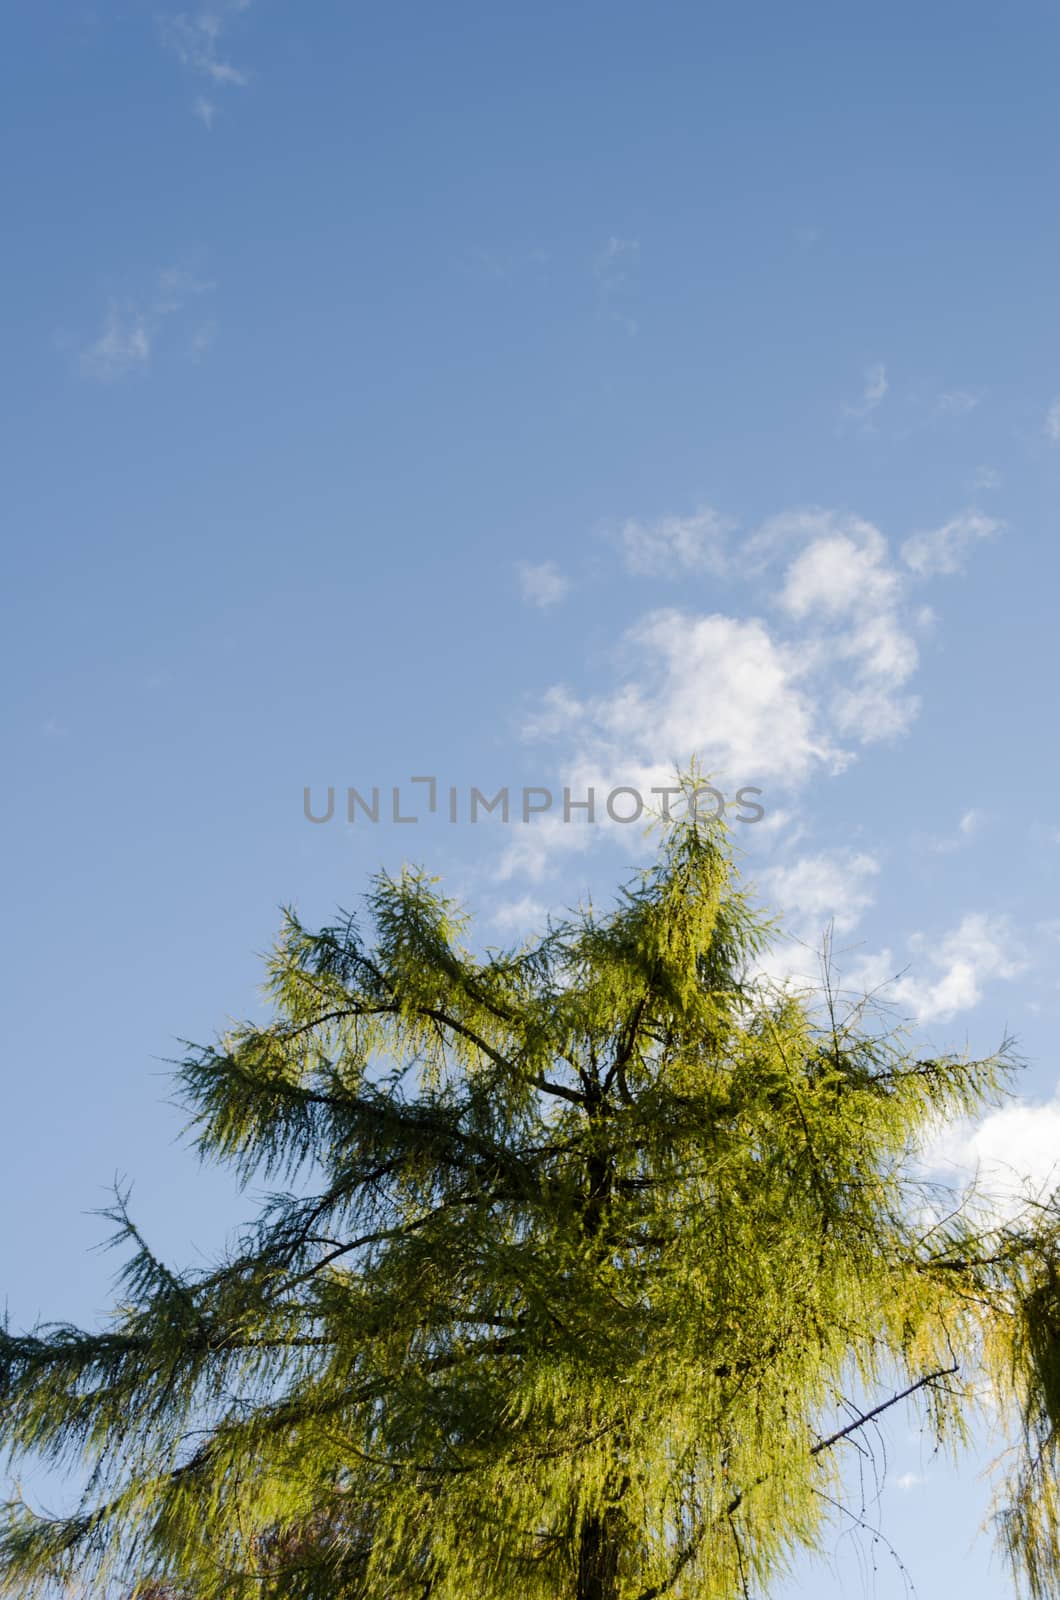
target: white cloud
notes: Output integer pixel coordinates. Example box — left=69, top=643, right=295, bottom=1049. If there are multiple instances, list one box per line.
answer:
left=595, top=236, right=640, bottom=335
left=497, top=813, right=587, bottom=884
left=521, top=684, right=585, bottom=740
left=460, top=244, right=550, bottom=282
left=842, top=362, right=888, bottom=420
left=500, top=605, right=842, bottom=882
left=900, top=511, right=1001, bottom=577
left=776, top=515, right=920, bottom=743
left=894, top=1472, right=926, bottom=1492
left=161, top=13, right=247, bottom=85
left=756, top=850, right=880, bottom=938
left=496, top=752, right=767, bottom=885
left=746, top=848, right=882, bottom=1004
left=618, top=506, right=730, bottom=578
left=929, top=809, right=986, bottom=854
left=80, top=306, right=151, bottom=380
left=586, top=609, right=839, bottom=786
left=595, top=235, right=639, bottom=278
left=960, top=808, right=984, bottom=839
left=490, top=895, right=551, bottom=933
left=1045, top=400, right=1060, bottom=443
left=155, top=265, right=214, bottom=312
left=750, top=507, right=881, bottom=573
left=160, top=3, right=253, bottom=117
left=844, top=912, right=1025, bottom=1026
left=780, top=524, right=897, bottom=620
left=971, top=465, right=1001, bottom=491
left=190, top=320, right=218, bottom=360
left=77, top=266, right=216, bottom=382
left=935, top=389, right=982, bottom=417
left=518, top=560, right=569, bottom=609
left=923, top=1082, right=1060, bottom=1218
left=502, top=501, right=987, bottom=882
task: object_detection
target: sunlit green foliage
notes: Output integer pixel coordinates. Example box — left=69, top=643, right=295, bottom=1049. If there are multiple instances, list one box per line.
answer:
left=2, top=800, right=1059, bottom=1598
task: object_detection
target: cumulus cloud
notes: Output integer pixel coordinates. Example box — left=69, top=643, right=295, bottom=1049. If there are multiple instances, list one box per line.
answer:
left=901, top=511, right=1002, bottom=577
left=522, top=610, right=837, bottom=789
left=498, top=603, right=840, bottom=883
left=518, top=561, right=570, bottom=608
left=529, top=511, right=922, bottom=798
left=923, top=1081, right=1060, bottom=1219
left=501, top=501, right=994, bottom=882
left=779, top=524, right=898, bottom=621
left=774, top=514, right=920, bottom=742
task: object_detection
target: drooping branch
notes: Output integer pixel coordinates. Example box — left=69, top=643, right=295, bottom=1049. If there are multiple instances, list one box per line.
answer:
left=808, top=1364, right=960, bottom=1458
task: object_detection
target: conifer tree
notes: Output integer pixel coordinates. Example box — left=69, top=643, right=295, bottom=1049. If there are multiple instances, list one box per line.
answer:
left=2, top=801, right=1060, bottom=1598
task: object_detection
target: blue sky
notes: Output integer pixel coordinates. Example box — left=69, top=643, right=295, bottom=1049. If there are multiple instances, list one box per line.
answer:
left=3, top=2, right=1060, bottom=1593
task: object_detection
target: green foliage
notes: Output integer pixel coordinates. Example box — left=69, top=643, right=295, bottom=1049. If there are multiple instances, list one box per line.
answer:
left=2, top=803, right=1059, bottom=1598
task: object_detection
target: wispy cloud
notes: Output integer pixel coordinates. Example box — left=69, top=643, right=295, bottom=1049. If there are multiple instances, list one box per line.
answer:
left=160, top=2, right=253, bottom=123
left=842, top=362, right=888, bottom=422
left=489, top=895, right=551, bottom=935
left=190, top=320, right=218, bottom=361
left=594, top=236, right=640, bottom=335
left=1045, top=399, right=1060, bottom=443
left=928, top=808, right=987, bottom=854
left=80, top=306, right=152, bottom=381
left=971, top=465, right=1001, bottom=492
left=77, top=266, right=216, bottom=382
left=617, top=505, right=730, bottom=578
left=900, top=510, right=1002, bottom=577
left=517, top=560, right=569, bottom=609
left=756, top=850, right=880, bottom=939
left=845, top=912, right=1026, bottom=1026
left=458, top=244, right=550, bottom=282
left=934, top=388, right=982, bottom=418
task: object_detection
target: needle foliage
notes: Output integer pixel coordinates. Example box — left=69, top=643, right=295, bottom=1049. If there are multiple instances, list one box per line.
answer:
left=2, top=804, right=1059, bottom=1599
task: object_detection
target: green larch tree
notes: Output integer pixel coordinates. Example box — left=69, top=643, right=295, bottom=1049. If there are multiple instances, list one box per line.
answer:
left=2, top=803, right=1060, bottom=1599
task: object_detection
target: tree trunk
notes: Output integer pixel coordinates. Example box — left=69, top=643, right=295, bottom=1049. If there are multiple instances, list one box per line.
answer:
left=576, top=1509, right=621, bottom=1600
